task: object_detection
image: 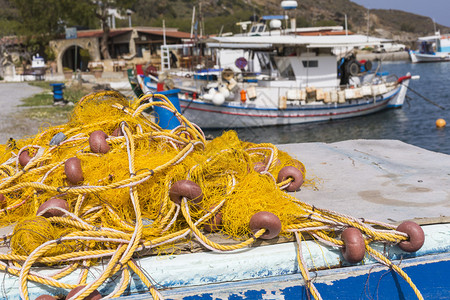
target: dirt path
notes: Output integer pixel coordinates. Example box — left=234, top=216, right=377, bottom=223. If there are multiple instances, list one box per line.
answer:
left=0, top=82, right=48, bottom=144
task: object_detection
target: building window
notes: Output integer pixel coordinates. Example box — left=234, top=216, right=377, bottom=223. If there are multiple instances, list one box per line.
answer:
left=302, top=60, right=318, bottom=68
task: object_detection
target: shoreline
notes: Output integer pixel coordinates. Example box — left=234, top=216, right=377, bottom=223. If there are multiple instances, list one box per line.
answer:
left=356, top=50, right=410, bottom=62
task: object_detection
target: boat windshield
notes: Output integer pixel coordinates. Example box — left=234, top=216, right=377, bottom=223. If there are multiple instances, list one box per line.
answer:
left=255, top=52, right=278, bottom=78
left=254, top=51, right=295, bottom=80
left=273, top=57, right=295, bottom=80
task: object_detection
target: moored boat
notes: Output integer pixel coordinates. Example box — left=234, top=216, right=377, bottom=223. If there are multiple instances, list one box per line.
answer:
left=133, top=34, right=412, bottom=129
left=409, top=31, right=450, bottom=63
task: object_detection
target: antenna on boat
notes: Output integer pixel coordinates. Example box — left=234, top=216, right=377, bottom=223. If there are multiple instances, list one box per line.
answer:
left=366, top=8, right=370, bottom=42
left=190, top=6, right=196, bottom=39
left=163, top=19, right=166, bottom=45
left=345, top=14, right=348, bottom=36
left=433, top=18, right=438, bottom=35
left=281, top=1, right=298, bottom=32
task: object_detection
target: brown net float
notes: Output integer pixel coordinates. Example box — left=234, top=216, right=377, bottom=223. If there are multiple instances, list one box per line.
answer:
left=89, top=130, right=110, bottom=154
left=18, top=150, right=32, bottom=167
left=203, top=209, right=222, bottom=233
left=35, top=295, right=56, bottom=300
left=249, top=211, right=282, bottom=240
left=66, top=286, right=102, bottom=300
left=253, top=161, right=266, bottom=173
left=169, top=180, right=203, bottom=205
left=396, top=221, right=425, bottom=252
left=64, top=157, right=84, bottom=185
left=277, top=166, right=304, bottom=192
left=0, top=194, right=6, bottom=209
left=341, top=227, right=366, bottom=263
left=36, top=198, right=69, bottom=218
left=111, top=127, right=123, bottom=137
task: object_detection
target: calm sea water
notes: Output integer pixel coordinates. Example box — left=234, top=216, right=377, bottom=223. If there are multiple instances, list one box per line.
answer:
left=204, top=61, right=450, bottom=155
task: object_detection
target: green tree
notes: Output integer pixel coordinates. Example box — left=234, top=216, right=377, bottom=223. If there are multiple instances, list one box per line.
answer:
left=86, top=0, right=134, bottom=59
left=10, top=0, right=68, bottom=61
left=10, top=0, right=134, bottom=60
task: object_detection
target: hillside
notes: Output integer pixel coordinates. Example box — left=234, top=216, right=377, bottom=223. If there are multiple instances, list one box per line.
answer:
left=1, top=0, right=449, bottom=47
left=130, top=0, right=449, bottom=45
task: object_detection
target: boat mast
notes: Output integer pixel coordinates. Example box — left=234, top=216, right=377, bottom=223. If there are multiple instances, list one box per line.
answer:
left=190, top=6, right=196, bottom=39
left=366, top=8, right=370, bottom=42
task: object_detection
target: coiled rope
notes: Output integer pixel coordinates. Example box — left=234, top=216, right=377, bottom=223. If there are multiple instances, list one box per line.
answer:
left=0, top=91, right=422, bottom=300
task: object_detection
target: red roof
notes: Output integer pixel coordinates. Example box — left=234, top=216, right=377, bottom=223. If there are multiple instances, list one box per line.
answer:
left=136, top=29, right=192, bottom=39
left=75, top=27, right=192, bottom=39
left=76, top=29, right=132, bottom=38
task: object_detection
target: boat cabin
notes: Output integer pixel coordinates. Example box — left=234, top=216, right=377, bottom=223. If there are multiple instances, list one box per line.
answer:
left=207, top=35, right=383, bottom=89
left=417, top=32, right=450, bottom=54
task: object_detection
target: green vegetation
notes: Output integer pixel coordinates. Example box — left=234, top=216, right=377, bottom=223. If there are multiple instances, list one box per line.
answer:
left=4, top=0, right=134, bottom=61
left=18, top=91, right=53, bottom=106
left=24, top=81, right=90, bottom=104
left=400, top=23, right=416, bottom=33
left=17, top=82, right=91, bottom=123
left=1, top=0, right=449, bottom=55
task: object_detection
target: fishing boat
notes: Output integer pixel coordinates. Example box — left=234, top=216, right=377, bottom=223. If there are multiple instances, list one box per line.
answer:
left=409, top=31, right=450, bottom=63
left=132, top=33, right=412, bottom=129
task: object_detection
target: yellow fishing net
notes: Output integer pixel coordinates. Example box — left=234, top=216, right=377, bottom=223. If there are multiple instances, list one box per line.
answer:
left=0, top=91, right=423, bottom=300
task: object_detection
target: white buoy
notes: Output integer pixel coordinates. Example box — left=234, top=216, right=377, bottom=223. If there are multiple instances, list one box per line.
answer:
left=218, top=85, right=230, bottom=98
left=269, top=19, right=282, bottom=29
left=212, top=93, right=225, bottom=106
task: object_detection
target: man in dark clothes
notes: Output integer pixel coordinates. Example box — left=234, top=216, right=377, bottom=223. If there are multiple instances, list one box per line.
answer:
left=170, top=51, right=178, bottom=68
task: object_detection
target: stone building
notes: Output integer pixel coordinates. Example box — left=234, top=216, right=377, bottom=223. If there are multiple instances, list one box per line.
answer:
left=49, top=26, right=193, bottom=75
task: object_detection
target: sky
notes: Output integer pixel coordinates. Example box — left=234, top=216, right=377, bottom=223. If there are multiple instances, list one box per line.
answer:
left=351, top=0, right=450, bottom=28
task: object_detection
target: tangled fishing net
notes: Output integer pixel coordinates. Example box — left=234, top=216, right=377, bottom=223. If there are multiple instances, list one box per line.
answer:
left=0, top=91, right=424, bottom=299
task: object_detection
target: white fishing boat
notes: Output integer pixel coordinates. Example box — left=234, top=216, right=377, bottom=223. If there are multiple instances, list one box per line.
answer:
left=135, top=33, right=412, bottom=129
left=129, top=0, right=415, bottom=129
left=409, top=31, right=450, bottom=63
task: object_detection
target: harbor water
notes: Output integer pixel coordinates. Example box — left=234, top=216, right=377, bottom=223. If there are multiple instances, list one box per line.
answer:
left=205, top=61, right=450, bottom=155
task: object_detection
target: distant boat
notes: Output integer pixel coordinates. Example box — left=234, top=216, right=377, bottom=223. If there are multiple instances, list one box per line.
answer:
left=409, top=31, right=450, bottom=63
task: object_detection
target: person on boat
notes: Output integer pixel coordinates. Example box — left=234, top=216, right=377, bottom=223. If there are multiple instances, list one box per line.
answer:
left=170, top=51, right=178, bottom=68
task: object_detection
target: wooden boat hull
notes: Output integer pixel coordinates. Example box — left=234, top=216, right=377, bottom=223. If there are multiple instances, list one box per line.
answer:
left=14, top=224, right=450, bottom=299
left=409, top=50, right=450, bottom=63
left=146, top=253, right=450, bottom=300
left=179, top=85, right=405, bottom=128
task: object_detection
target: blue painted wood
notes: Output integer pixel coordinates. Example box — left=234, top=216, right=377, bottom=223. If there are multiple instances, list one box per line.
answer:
left=117, top=253, right=450, bottom=300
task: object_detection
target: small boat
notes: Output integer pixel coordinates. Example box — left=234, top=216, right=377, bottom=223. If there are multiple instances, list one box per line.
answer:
left=409, top=31, right=450, bottom=63
left=132, top=34, right=413, bottom=129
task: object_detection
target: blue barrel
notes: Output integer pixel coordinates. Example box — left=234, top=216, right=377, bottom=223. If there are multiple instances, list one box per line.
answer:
left=50, top=83, right=65, bottom=101
left=154, top=89, right=181, bottom=129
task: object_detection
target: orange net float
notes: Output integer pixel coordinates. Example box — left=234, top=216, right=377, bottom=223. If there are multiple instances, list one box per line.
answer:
left=89, top=130, right=110, bottom=154
left=249, top=211, right=282, bottom=240
left=169, top=180, right=204, bottom=205
left=240, top=89, right=247, bottom=103
left=396, top=221, right=425, bottom=252
left=277, top=166, right=304, bottom=192
left=341, top=227, right=366, bottom=263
